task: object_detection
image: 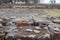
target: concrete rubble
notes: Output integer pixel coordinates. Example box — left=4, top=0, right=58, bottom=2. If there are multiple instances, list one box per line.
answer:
left=0, top=16, right=60, bottom=40
left=0, top=9, right=60, bottom=40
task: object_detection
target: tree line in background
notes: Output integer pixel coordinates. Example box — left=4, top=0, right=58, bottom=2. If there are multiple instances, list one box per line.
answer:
left=0, top=0, right=56, bottom=4
left=0, top=0, right=58, bottom=9
left=0, top=0, right=41, bottom=4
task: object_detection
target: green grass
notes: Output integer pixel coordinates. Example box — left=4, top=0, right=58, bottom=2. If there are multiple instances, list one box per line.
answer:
left=39, top=9, right=60, bottom=17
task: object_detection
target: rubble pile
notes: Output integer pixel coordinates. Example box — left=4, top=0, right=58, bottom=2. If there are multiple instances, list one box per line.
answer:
left=0, top=16, right=60, bottom=40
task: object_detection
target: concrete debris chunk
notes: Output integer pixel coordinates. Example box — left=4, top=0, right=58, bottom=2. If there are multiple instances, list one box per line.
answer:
left=33, top=30, right=40, bottom=33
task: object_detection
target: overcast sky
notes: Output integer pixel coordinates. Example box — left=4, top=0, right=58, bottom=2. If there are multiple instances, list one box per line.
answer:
left=42, top=0, right=60, bottom=4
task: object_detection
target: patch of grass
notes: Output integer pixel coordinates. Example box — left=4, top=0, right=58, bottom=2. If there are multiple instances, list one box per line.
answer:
left=40, top=9, right=60, bottom=17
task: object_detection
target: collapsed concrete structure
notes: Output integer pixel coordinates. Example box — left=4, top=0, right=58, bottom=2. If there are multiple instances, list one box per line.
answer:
left=0, top=12, right=60, bottom=40
left=0, top=6, right=60, bottom=40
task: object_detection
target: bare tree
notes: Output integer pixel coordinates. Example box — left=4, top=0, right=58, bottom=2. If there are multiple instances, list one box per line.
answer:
left=34, top=0, right=38, bottom=4
left=24, top=0, right=41, bottom=4
left=49, top=0, right=56, bottom=8
left=50, top=0, right=56, bottom=4
left=33, top=0, right=41, bottom=4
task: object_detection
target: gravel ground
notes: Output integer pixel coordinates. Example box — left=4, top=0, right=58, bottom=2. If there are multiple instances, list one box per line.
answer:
left=0, top=8, right=46, bottom=17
